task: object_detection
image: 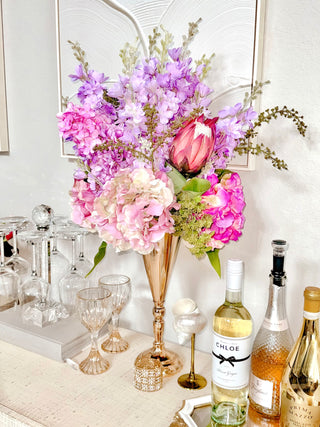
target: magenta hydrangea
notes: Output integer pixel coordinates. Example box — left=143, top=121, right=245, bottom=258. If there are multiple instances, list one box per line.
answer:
left=57, top=102, right=110, bottom=158
left=201, top=172, right=246, bottom=250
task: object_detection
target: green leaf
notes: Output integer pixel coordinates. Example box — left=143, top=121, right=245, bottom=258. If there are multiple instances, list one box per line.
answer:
left=215, top=169, right=232, bottom=179
left=167, top=166, right=187, bottom=194
left=85, top=241, right=107, bottom=277
left=207, top=249, right=221, bottom=278
left=182, top=177, right=211, bottom=197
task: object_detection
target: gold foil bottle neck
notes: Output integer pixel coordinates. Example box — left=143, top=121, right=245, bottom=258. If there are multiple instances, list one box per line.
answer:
left=304, top=286, right=320, bottom=313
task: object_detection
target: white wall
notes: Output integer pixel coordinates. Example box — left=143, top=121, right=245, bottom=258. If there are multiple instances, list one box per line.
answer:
left=1, top=0, right=320, bottom=353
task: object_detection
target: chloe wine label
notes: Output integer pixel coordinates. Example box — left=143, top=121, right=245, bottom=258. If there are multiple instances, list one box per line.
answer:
left=212, top=331, right=252, bottom=389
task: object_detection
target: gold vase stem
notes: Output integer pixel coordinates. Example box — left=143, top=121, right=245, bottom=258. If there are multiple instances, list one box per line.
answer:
left=189, top=333, right=196, bottom=382
left=153, top=304, right=165, bottom=354
left=140, top=234, right=183, bottom=376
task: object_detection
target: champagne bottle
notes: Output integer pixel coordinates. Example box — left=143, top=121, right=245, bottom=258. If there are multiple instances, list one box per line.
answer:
left=249, top=240, right=293, bottom=418
left=280, top=286, right=320, bottom=427
left=211, top=259, right=253, bottom=426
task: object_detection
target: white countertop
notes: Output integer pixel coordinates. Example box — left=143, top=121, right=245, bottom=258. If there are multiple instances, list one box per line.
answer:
left=0, top=328, right=212, bottom=427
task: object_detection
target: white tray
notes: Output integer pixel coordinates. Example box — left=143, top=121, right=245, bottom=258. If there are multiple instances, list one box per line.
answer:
left=0, top=306, right=90, bottom=361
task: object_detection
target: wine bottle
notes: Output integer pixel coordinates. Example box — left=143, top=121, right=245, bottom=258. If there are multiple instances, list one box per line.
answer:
left=280, top=286, right=320, bottom=427
left=249, top=239, right=293, bottom=418
left=211, top=259, right=253, bottom=426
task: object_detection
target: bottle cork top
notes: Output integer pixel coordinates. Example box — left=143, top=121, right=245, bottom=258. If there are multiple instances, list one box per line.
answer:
left=304, top=286, right=320, bottom=313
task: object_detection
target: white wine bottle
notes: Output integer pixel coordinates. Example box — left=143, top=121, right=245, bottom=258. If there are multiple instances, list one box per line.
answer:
left=211, top=259, right=253, bottom=426
left=280, top=286, right=320, bottom=427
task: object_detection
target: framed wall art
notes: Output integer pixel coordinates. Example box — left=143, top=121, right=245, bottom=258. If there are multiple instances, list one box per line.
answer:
left=0, top=0, right=9, bottom=153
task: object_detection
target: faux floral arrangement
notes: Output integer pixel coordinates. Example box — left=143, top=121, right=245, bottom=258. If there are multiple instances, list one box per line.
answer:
left=57, top=20, right=306, bottom=276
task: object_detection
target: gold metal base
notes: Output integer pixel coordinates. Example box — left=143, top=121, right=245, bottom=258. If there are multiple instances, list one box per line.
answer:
left=139, top=347, right=183, bottom=377
left=178, top=373, right=207, bottom=390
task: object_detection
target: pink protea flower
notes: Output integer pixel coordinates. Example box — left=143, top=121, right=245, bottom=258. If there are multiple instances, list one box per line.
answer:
left=169, top=115, right=218, bottom=174
left=70, top=178, right=96, bottom=230
left=201, top=172, right=245, bottom=250
left=92, top=168, right=178, bottom=254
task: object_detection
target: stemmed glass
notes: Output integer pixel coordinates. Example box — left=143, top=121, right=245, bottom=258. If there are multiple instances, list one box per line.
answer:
left=19, top=232, right=52, bottom=325
left=19, top=228, right=59, bottom=326
left=49, top=216, right=71, bottom=304
left=75, top=230, right=93, bottom=278
left=0, top=216, right=31, bottom=284
left=0, top=225, right=20, bottom=311
left=173, top=298, right=207, bottom=390
left=76, top=287, right=112, bottom=375
left=58, top=228, right=89, bottom=316
left=99, top=274, right=131, bottom=353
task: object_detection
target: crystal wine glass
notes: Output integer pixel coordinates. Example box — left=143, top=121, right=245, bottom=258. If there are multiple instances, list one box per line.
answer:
left=99, top=274, right=131, bottom=353
left=0, top=225, right=20, bottom=311
left=0, top=216, right=31, bottom=284
left=173, top=298, right=207, bottom=390
left=76, top=287, right=112, bottom=375
left=19, top=229, right=59, bottom=326
left=58, top=228, right=89, bottom=316
left=49, top=215, right=71, bottom=304
left=75, top=230, right=93, bottom=279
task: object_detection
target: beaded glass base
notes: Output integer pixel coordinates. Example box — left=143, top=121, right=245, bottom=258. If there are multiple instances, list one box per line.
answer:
left=134, top=353, right=163, bottom=392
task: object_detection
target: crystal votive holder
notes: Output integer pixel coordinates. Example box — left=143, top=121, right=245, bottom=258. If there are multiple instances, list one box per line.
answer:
left=133, top=353, right=163, bottom=392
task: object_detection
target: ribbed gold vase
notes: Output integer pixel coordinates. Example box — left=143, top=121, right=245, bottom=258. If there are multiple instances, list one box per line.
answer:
left=137, top=233, right=183, bottom=377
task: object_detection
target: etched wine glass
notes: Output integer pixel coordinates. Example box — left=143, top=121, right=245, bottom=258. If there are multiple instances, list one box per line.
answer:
left=0, top=216, right=31, bottom=284
left=0, top=225, right=20, bottom=311
left=76, top=287, right=112, bottom=375
left=172, top=298, right=207, bottom=390
left=99, top=274, right=131, bottom=353
left=59, top=228, right=89, bottom=315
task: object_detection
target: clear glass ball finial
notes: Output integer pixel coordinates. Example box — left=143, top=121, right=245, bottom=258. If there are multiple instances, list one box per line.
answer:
left=32, top=205, right=54, bottom=230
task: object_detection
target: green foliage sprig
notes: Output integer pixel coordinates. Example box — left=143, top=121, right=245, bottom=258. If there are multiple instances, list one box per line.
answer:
left=236, top=105, right=307, bottom=170
left=119, top=41, right=140, bottom=75
left=68, top=40, right=89, bottom=75
left=243, top=80, right=270, bottom=108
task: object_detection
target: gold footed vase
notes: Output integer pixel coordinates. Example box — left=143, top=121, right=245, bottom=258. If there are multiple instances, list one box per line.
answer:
left=136, top=234, right=183, bottom=377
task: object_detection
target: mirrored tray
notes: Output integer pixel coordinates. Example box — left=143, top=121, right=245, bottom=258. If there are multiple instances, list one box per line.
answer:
left=175, top=395, right=281, bottom=427
left=177, top=395, right=211, bottom=427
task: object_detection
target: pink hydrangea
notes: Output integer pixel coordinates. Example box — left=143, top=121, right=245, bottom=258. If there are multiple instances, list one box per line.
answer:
left=201, top=172, right=245, bottom=250
left=91, top=168, right=179, bottom=254
left=70, top=178, right=96, bottom=230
